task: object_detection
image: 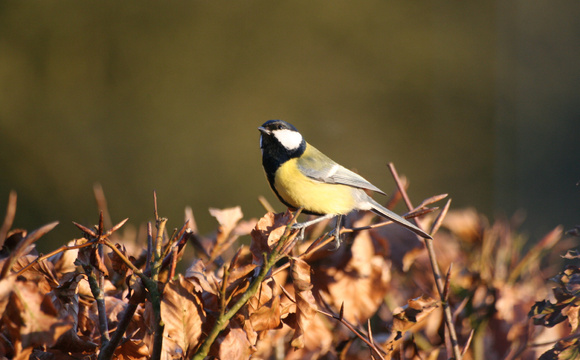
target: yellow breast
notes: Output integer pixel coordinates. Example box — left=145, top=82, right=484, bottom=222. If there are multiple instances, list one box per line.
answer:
left=273, top=158, right=356, bottom=215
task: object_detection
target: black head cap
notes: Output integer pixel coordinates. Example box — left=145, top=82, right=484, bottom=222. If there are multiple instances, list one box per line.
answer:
left=259, top=119, right=299, bottom=133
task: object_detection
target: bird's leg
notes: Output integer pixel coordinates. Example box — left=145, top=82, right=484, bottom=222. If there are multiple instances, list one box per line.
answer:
left=291, top=213, right=336, bottom=240
left=331, top=215, right=343, bottom=249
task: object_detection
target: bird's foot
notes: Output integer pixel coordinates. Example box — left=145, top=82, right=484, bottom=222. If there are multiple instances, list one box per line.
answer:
left=328, top=228, right=342, bottom=250
left=291, top=223, right=306, bottom=241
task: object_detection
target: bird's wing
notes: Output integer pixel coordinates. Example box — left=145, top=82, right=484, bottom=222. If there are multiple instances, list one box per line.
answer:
left=296, top=145, right=386, bottom=195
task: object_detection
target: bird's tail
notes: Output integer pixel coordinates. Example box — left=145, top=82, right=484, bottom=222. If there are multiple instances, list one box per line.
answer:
left=368, top=198, right=432, bottom=239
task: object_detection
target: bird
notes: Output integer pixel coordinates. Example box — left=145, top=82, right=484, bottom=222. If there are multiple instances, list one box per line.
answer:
left=258, top=119, right=432, bottom=248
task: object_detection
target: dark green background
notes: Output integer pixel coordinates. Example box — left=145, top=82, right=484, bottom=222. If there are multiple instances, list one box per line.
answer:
left=1, top=2, right=578, bottom=251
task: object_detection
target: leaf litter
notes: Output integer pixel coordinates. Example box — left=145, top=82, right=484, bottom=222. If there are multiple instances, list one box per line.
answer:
left=0, top=179, right=576, bottom=360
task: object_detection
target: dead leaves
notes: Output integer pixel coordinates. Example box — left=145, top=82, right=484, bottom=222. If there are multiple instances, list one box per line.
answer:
left=1, top=186, right=574, bottom=360
left=2, top=279, right=73, bottom=355
left=290, top=257, right=317, bottom=349
left=160, top=275, right=206, bottom=358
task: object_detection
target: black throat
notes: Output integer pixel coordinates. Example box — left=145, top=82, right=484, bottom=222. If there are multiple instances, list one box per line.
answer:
left=261, top=134, right=306, bottom=186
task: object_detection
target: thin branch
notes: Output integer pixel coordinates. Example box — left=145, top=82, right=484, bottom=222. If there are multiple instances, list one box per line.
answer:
left=86, top=267, right=110, bottom=344
left=442, top=263, right=453, bottom=302
left=387, top=162, right=462, bottom=360
left=16, top=239, right=96, bottom=276
left=146, top=222, right=153, bottom=272
left=93, top=183, right=113, bottom=231
left=430, top=199, right=451, bottom=236
left=257, top=195, right=276, bottom=213
left=0, top=190, right=17, bottom=248
left=219, top=265, right=230, bottom=317
left=169, top=245, right=178, bottom=280
left=462, top=329, right=475, bottom=357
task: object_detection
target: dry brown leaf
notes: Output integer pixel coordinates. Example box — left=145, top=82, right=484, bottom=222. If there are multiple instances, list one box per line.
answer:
left=0, top=221, right=58, bottom=279
left=185, top=259, right=219, bottom=295
left=210, top=206, right=244, bottom=235
left=51, top=273, right=97, bottom=353
left=290, top=257, right=317, bottom=349
left=442, top=208, right=487, bottom=243
left=246, top=279, right=282, bottom=333
left=161, top=274, right=206, bottom=358
left=10, top=255, right=58, bottom=294
left=314, top=227, right=391, bottom=324
left=249, top=295, right=281, bottom=332
left=49, top=241, right=81, bottom=275
left=250, top=211, right=292, bottom=264
left=213, top=327, right=253, bottom=360
left=208, top=206, right=244, bottom=260
left=284, top=314, right=334, bottom=360
left=1, top=280, right=72, bottom=354
left=113, top=339, right=150, bottom=360
left=392, top=295, right=439, bottom=334
left=109, top=243, right=130, bottom=275
left=0, top=275, right=16, bottom=316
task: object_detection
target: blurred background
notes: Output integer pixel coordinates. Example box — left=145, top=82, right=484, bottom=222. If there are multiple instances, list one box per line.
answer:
left=0, top=2, right=578, bottom=251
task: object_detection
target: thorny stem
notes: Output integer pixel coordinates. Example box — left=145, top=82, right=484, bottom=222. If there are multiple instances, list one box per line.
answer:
left=16, top=240, right=97, bottom=277
left=86, top=267, right=110, bottom=344
left=191, top=211, right=300, bottom=360
left=388, top=163, right=462, bottom=360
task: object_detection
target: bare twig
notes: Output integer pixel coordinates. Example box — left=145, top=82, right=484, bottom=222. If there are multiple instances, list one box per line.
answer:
left=0, top=190, right=17, bottom=248
left=431, top=199, right=452, bottom=236
left=462, top=329, right=475, bottom=356
left=93, top=183, right=113, bottom=230
left=16, top=239, right=96, bottom=277
left=258, top=195, right=276, bottom=213
left=442, top=263, right=453, bottom=302
left=169, top=245, right=178, bottom=280
left=146, top=222, right=153, bottom=272
left=219, top=265, right=230, bottom=317
left=387, top=162, right=462, bottom=360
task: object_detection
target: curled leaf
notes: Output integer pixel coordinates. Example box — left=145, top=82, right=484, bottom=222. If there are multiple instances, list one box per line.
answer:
left=290, top=257, right=317, bottom=349
left=392, top=295, right=439, bottom=334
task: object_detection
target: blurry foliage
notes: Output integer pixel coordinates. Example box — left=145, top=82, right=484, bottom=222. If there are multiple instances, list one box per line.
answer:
left=0, top=178, right=577, bottom=359
left=1, top=1, right=578, bottom=276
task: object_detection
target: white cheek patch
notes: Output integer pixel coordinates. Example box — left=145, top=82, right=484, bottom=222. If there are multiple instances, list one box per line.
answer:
left=273, top=129, right=303, bottom=150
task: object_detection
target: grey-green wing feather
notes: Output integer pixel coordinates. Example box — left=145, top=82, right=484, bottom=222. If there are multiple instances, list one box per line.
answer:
left=296, top=145, right=386, bottom=195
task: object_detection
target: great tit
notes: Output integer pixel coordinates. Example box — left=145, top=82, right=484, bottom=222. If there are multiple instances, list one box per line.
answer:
left=258, top=119, right=432, bottom=247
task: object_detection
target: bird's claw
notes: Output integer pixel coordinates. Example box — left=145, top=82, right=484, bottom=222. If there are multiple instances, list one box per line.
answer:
left=291, top=223, right=305, bottom=241
left=328, top=228, right=341, bottom=250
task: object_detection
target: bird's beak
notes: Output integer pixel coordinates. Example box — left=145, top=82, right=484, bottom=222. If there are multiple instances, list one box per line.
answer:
left=258, top=126, right=270, bottom=135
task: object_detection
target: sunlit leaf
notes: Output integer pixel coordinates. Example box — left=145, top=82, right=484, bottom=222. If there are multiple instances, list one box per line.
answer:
left=161, top=275, right=206, bottom=358
left=290, top=257, right=317, bottom=349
